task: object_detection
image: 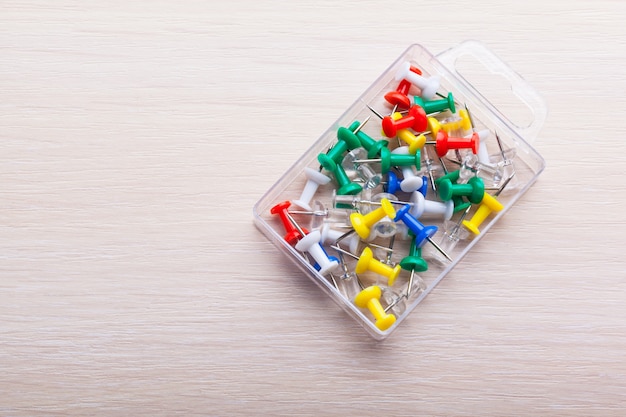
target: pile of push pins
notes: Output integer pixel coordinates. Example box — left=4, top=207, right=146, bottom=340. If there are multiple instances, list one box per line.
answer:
left=268, top=61, right=518, bottom=332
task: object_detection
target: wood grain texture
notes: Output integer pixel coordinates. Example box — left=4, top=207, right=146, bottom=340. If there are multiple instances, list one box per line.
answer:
left=1, top=0, right=626, bottom=415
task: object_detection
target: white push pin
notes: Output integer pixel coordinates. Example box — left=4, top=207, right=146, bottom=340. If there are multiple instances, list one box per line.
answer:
left=408, top=190, right=454, bottom=221
left=395, top=62, right=440, bottom=100
left=294, top=229, right=340, bottom=276
left=320, top=224, right=361, bottom=255
left=292, top=167, right=331, bottom=211
left=474, top=129, right=493, bottom=166
left=392, top=146, right=424, bottom=193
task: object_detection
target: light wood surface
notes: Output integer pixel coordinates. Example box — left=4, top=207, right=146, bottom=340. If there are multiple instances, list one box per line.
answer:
left=2, top=1, right=626, bottom=415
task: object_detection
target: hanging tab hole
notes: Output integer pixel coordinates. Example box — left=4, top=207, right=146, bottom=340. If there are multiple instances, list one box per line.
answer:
left=454, top=54, right=534, bottom=129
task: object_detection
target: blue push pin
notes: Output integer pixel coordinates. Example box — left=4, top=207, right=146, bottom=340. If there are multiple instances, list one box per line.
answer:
left=385, top=171, right=402, bottom=194
left=393, top=204, right=452, bottom=261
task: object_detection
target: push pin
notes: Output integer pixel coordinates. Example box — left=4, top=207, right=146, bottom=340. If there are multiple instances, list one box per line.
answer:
left=393, top=204, right=438, bottom=250
left=318, top=126, right=362, bottom=167
left=381, top=105, right=428, bottom=138
left=434, top=130, right=480, bottom=158
left=319, top=151, right=363, bottom=196
left=347, top=120, right=389, bottom=159
left=331, top=246, right=401, bottom=286
left=414, top=92, right=456, bottom=115
left=384, top=65, right=423, bottom=109
left=270, top=201, right=309, bottom=244
left=422, top=145, right=439, bottom=192
left=399, top=232, right=429, bottom=297
left=342, top=148, right=383, bottom=190
left=320, top=224, right=361, bottom=255
left=294, top=229, right=340, bottom=276
left=392, top=146, right=425, bottom=193
left=352, top=147, right=421, bottom=175
left=395, top=61, right=440, bottom=100
left=354, top=286, right=396, bottom=331
left=409, top=190, right=454, bottom=221
left=349, top=198, right=396, bottom=239
left=292, top=167, right=332, bottom=211
left=427, top=109, right=472, bottom=137
left=388, top=112, right=428, bottom=154
left=438, top=176, right=485, bottom=205
left=393, top=204, right=452, bottom=261
left=462, top=174, right=513, bottom=235
left=437, top=205, right=472, bottom=257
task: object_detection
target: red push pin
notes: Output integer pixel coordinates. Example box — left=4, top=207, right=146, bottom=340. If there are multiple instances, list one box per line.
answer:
left=270, top=201, right=309, bottom=245
left=384, top=66, right=423, bottom=110
left=381, top=105, right=427, bottom=138
left=434, top=130, right=480, bottom=157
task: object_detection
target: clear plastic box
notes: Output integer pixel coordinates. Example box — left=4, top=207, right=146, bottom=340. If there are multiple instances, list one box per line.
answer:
left=253, top=41, right=546, bottom=340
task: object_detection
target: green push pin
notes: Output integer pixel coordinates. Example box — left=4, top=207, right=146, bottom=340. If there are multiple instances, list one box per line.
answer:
left=399, top=231, right=429, bottom=298
left=438, top=176, right=485, bottom=205
left=352, top=148, right=420, bottom=175
left=348, top=121, right=389, bottom=159
left=414, top=92, right=456, bottom=115
left=318, top=126, right=362, bottom=167
left=435, top=167, right=471, bottom=213
left=319, top=153, right=362, bottom=196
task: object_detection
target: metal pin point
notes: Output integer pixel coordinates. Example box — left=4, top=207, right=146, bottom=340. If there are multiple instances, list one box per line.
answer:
left=352, top=115, right=371, bottom=134
left=426, top=236, right=452, bottom=262
left=365, top=104, right=385, bottom=120
left=285, top=212, right=307, bottom=239
left=288, top=209, right=329, bottom=217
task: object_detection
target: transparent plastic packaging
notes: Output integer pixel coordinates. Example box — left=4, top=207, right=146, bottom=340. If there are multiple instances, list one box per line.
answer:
left=253, top=41, right=546, bottom=340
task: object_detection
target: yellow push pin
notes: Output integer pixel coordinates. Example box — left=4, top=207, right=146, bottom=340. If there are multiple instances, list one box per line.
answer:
left=354, top=285, right=396, bottom=331
left=390, top=112, right=428, bottom=154
left=427, top=109, right=472, bottom=137
left=355, top=247, right=401, bottom=286
left=350, top=198, right=396, bottom=239
left=462, top=174, right=512, bottom=235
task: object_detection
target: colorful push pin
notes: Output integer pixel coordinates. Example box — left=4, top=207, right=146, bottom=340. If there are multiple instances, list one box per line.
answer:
left=467, top=128, right=493, bottom=166
left=409, top=190, right=454, bottom=221
left=384, top=171, right=401, bottom=194
left=347, top=120, right=388, bottom=159
left=381, top=105, right=428, bottom=138
left=438, top=176, right=485, bottom=205
left=399, top=233, right=428, bottom=297
left=349, top=198, right=396, bottom=239
left=414, top=92, right=456, bottom=115
left=353, top=146, right=420, bottom=175
left=392, top=146, right=424, bottom=193
left=394, top=204, right=452, bottom=261
left=395, top=61, right=440, bottom=100
left=434, top=130, right=480, bottom=158
left=319, top=152, right=363, bottom=196
left=292, top=167, right=332, bottom=211
left=331, top=245, right=401, bottom=286
left=427, top=109, right=472, bottom=137
left=388, top=112, right=427, bottom=154
left=354, top=286, right=396, bottom=331
left=354, top=247, right=401, bottom=286
left=294, top=230, right=340, bottom=276
left=320, top=224, right=361, bottom=254
left=270, top=201, right=309, bottom=244
left=384, top=65, right=423, bottom=109
left=462, top=174, right=512, bottom=235
left=393, top=204, right=438, bottom=249
left=318, top=126, right=362, bottom=168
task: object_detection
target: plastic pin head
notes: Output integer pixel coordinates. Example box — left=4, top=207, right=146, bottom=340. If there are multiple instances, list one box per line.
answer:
left=354, top=286, right=396, bottom=331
